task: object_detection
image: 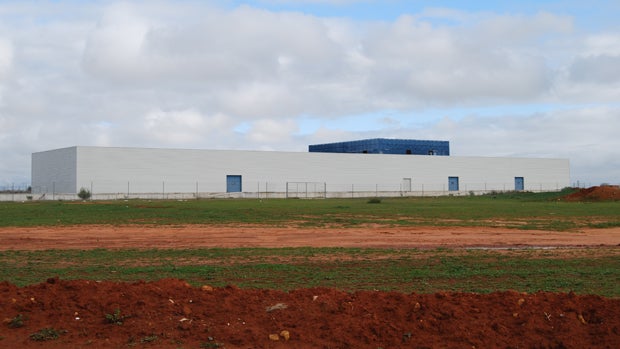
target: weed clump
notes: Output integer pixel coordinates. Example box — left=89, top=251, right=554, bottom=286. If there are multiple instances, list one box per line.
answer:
left=29, top=328, right=61, bottom=341
left=7, top=314, right=24, bottom=328
left=105, top=309, right=126, bottom=325
left=141, top=335, right=158, bottom=343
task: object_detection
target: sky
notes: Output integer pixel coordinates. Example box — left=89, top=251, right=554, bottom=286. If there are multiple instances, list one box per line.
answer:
left=1, top=0, right=619, bottom=188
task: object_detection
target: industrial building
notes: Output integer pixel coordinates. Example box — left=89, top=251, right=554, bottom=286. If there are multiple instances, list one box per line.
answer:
left=31, top=140, right=570, bottom=199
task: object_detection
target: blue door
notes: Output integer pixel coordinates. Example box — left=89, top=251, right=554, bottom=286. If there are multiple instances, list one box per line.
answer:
left=448, top=176, right=459, bottom=191
left=515, top=177, right=524, bottom=191
left=226, top=175, right=242, bottom=192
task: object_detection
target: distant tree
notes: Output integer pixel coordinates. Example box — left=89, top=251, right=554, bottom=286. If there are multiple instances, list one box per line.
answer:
left=77, top=187, right=91, bottom=200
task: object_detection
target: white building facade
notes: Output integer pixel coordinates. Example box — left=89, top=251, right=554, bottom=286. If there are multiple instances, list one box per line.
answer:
left=31, top=146, right=570, bottom=199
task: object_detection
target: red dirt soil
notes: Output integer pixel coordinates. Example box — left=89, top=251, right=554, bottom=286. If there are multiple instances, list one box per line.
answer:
left=2, top=224, right=620, bottom=348
left=1, top=278, right=619, bottom=349
left=563, top=185, right=620, bottom=201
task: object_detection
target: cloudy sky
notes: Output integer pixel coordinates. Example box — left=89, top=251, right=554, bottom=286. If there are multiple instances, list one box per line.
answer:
left=1, top=0, right=619, bottom=188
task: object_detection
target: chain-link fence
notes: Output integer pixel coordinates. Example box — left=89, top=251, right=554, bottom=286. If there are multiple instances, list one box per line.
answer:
left=0, top=184, right=32, bottom=201
left=0, top=179, right=578, bottom=201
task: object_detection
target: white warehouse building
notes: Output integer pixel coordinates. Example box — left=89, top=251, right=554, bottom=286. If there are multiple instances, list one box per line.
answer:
left=31, top=142, right=570, bottom=200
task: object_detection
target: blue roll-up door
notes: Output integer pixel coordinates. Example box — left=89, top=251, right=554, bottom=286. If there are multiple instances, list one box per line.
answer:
left=515, top=177, right=524, bottom=191
left=226, top=175, right=242, bottom=192
left=448, top=176, right=459, bottom=191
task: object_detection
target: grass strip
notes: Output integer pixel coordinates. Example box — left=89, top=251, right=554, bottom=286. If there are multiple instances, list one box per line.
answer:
left=3, top=247, right=619, bottom=297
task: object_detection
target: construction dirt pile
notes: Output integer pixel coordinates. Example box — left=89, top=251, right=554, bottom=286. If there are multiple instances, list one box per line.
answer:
left=1, top=278, right=618, bottom=348
left=563, top=185, right=620, bottom=201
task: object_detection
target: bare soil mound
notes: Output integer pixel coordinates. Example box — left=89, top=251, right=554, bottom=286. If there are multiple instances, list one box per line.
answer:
left=1, top=278, right=618, bottom=348
left=563, top=186, right=620, bottom=201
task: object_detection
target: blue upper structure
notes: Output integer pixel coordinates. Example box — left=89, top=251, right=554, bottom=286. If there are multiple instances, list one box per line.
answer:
left=308, top=138, right=450, bottom=156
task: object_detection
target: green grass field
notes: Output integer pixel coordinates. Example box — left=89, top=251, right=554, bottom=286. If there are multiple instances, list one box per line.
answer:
left=1, top=190, right=619, bottom=296
left=1, top=189, right=619, bottom=230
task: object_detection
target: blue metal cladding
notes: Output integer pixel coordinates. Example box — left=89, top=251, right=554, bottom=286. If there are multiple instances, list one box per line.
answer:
left=308, top=138, right=450, bottom=156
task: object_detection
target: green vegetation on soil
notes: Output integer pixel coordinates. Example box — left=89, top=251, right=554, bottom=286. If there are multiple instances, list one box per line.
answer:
left=2, top=247, right=619, bottom=297
left=1, top=189, right=619, bottom=230
left=1, top=190, right=619, bottom=296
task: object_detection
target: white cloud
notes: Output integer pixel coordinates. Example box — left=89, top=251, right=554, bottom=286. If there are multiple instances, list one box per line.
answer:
left=471, top=11, right=573, bottom=44
left=569, top=54, right=620, bottom=84
left=360, top=13, right=572, bottom=107
left=0, top=37, right=12, bottom=78
left=582, top=33, right=620, bottom=56
left=81, top=4, right=345, bottom=87
left=246, top=118, right=298, bottom=143
left=143, top=109, right=233, bottom=145
left=81, top=2, right=151, bottom=81
left=74, top=3, right=613, bottom=110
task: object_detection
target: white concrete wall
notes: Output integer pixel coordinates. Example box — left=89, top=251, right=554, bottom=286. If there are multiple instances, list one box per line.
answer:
left=31, top=146, right=572, bottom=196
left=31, top=147, right=77, bottom=194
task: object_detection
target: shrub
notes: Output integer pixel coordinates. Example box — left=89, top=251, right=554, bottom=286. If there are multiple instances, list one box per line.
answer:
left=367, top=198, right=382, bottom=204
left=77, top=187, right=91, bottom=200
